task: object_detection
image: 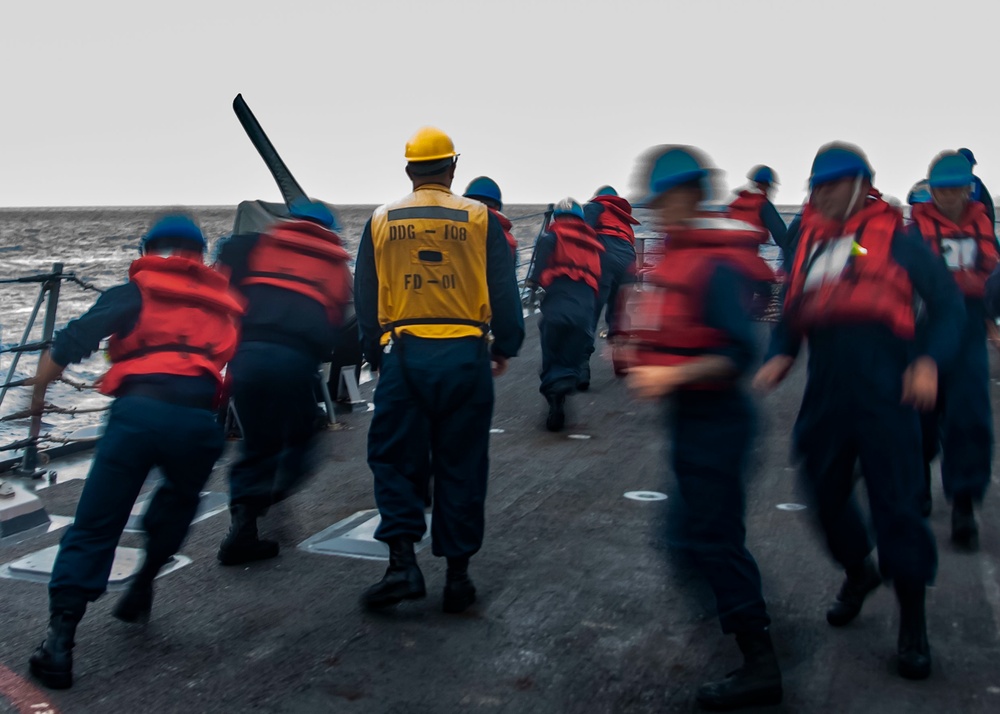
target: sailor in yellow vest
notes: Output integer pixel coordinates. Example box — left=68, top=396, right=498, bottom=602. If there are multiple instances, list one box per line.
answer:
left=355, top=127, right=524, bottom=613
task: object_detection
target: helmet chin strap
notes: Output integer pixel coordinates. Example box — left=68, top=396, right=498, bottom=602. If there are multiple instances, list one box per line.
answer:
left=844, top=175, right=863, bottom=222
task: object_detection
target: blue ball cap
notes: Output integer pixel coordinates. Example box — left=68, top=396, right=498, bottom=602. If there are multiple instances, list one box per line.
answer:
left=289, top=198, right=339, bottom=230
left=463, top=176, right=503, bottom=209
left=142, top=214, right=206, bottom=251
left=928, top=152, right=974, bottom=188
left=957, top=148, right=977, bottom=166
left=594, top=185, right=618, bottom=197
left=638, top=147, right=708, bottom=206
left=808, top=143, right=873, bottom=188
left=552, top=198, right=585, bottom=220
left=748, top=165, right=777, bottom=185
left=906, top=180, right=932, bottom=205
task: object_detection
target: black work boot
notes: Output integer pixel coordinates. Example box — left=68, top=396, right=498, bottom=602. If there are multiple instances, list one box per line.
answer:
left=217, top=504, right=280, bottom=566
left=951, top=494, right=979, bottom=551
left=113, top=557, right=162, bottom=624
left=696, top=630, right=783, bottom=710
left=895, top=580, right=931, bottom=680
left=29, top=598, right=86, bottom=689
left=826, top=558, right=882, bottom=627
left=546, top=394, right=566, bottom=432
left=362, top=538, right=426, bottom=610
left=578, top=362, right=591, bottom=392
left=442, top=557, right=477, bottom=614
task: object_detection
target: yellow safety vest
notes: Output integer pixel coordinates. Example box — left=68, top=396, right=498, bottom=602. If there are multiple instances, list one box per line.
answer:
left=371, top=184, right=492, bottom=344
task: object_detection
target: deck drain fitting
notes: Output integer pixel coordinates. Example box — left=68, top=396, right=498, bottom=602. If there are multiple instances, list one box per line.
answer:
left=776, top=503, right=807, bottom=511
left=567, top=434, right=592, bottom=440
left=624, top=491, right=668, bottom=502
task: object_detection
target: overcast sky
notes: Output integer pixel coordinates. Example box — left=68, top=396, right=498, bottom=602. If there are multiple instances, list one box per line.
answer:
left=2, top=0, right=998, bottom=209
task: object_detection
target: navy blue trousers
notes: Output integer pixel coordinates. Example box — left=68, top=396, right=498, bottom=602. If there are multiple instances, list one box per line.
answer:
left=368, top=336, right=494, bottom=559
left=921, top=307, right=993, bottom=501
left=795, top=351, right=937, bottom=583
left=666, top=389, right=771, bottom=634
left=50, top=396, right=223, bottom=602
left=228, top=342, right=321, bottom=509
left=539, top=278, right=595, bottom=396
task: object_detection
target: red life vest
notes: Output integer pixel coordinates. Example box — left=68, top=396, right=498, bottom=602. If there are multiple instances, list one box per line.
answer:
left=590, top=195, right=640, bottom=245
left=100, top=256, right=246, bottom=397
left=785, top=197, right=915, bottom=338
left=626, top=217, right=774, bottom=386
left=242, top=219, right=353, bottom=324
left=490, top=208, right=518, bottom=261
left=727, top=190, right=770, bottom=242
left=910, top=201, right=998, bottom=298
left=539, top=217, right=605, bottom=292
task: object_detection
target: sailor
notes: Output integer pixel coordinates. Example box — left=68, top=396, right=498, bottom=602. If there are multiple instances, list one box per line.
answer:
left=624, top=146, right=782, bottom=710
left=727, top=165, right=788, bottom=251
left=464, top=176, right=518, bottom=263
left=355, top=127, right=523, bottom=613
left=754, top=143, right=964, bottom=680
left=525, top=198, right=604, bottom=430
left=908, top=152, right=997, bottom=545
left=213, top=198, right=353, bottom=565
left=26, top=214, right=245, bottom=689
left=957, top=148, right=996, bottom=225
left=580, top=185, right=639, bottom=388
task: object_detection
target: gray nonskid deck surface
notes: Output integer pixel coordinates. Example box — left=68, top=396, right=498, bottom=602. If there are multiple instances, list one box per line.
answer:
left=1, top=319, right=999, bottom=713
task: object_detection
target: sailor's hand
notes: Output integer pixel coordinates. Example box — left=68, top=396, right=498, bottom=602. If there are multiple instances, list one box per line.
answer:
left=753, top=356, right=794, bottom=392
left=491, top=355, right=509, bottom=377
left=627, top=365, right=687, bottom=399
left=902, top=356, right=937, bottom=411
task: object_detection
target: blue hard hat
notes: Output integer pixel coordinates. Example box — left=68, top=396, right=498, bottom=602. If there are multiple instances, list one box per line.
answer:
left=552, top=198, right=585, bottom=220
left=808, top=143, right=873, bottom=188
left=141, top=214, right=206, bottom=251
left=289, top=198, right=339, bottom=229
left=463, top=176, right=503, bottom=209
left=957, top=148, right=977, bottom=166
left=594, top=185, right=618, bottom=197
left=907, top=180, right=932, bottom=205
left=748, top=165, right=777, bottom=185
left=638, top=147, right=708, bottom=206
left=928, top=152, right=974, bottom=188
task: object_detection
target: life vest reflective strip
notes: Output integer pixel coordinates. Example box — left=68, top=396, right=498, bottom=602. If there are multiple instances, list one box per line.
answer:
left=727, top=190, right=769, bottom=242
left=590, top=195, right=640, bottom=244
left=100, top=256, right=245, bottom=397
left=539, top=218, right=605, bottom=292
left=488, top=208, right=518, bottom=261
left=911, top=201, right=998, bottom=298
left=784, top=199, right=915, bottom=338
left=241, top=220, right=353, bottom=324
left=371, top=185, right=493, bottom=343
left=624, top=221, right=774, bottom=387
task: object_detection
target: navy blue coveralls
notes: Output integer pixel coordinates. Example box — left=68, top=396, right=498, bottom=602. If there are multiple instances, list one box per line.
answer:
left=665, top=265, right=771, bottom=635
left=528, top=232, right=597, bottom=396
left=215, top=234, right=342, bottom=510
left=908, top=224, right=994, bottom=503
left=583, top=201, right=638, bottom=335
left=770, top=230, right=964, bottom=584
left=47, top=283, right=224, bottom=604
left=355, top=212, right=524, bottom=559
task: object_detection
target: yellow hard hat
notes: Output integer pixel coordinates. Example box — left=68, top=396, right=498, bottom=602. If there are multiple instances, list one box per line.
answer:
left=405, top=126, right=458, bottom=162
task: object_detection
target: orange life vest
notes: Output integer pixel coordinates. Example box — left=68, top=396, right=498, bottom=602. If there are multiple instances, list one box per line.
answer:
left=910, top=201, right=998, bottom=298
left=490, top=208, right=518, bottom=261
left=539, top=217, right=605, bottom=293
left=241, top=219, right=353, bottom=325
left=785, top=197, right=914, bottom=338
left=100, top=256, right=245, bottom=397
left=626, top=217, right=774, bottom=386
left=590, top=195, right=640, bottom=245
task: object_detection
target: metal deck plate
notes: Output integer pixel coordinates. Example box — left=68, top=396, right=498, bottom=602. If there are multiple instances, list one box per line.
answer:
left=1, top=545, right=191, bottom=588
left=298, top=509, right=431, bottom=561
left=0, top=480, right=50, bottom=537
left=124, top=490, right=229, bottom=533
